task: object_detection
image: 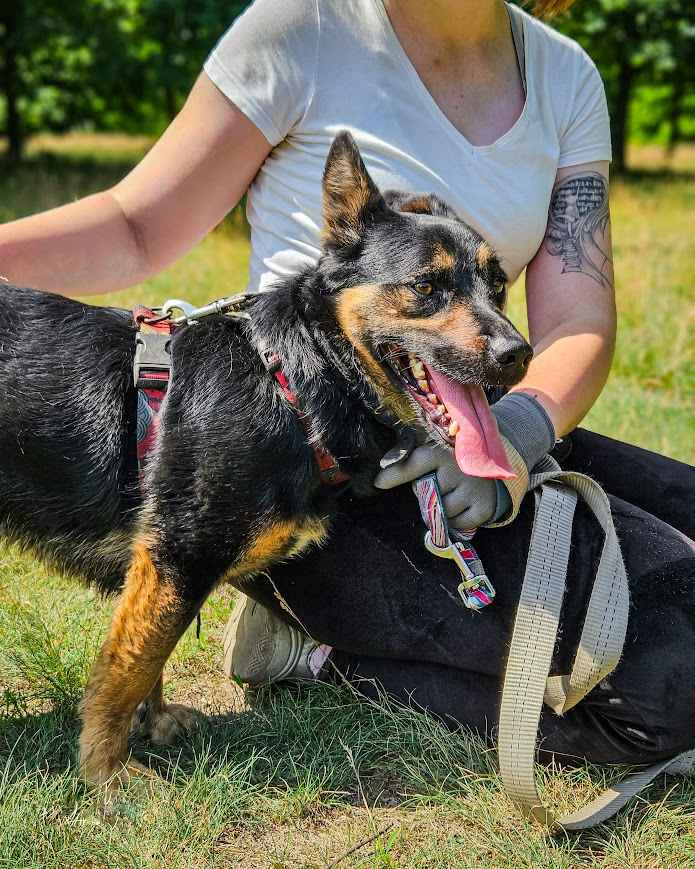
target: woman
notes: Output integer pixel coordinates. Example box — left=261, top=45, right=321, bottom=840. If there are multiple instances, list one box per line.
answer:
left=2, top=0, right=694, bottom=768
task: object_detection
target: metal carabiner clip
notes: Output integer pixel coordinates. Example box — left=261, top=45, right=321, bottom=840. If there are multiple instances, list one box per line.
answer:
left=424, top=531, right=496, bottom=611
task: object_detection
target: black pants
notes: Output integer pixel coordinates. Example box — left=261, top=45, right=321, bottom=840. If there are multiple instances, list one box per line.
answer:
left=244, top=430, right=695, bottom=766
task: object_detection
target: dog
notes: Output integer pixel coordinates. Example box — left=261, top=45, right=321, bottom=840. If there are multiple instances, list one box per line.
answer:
left=0, top=132, right=531, bottom=791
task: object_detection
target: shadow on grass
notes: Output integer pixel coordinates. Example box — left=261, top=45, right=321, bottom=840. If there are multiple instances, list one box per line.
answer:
left=1, top=151, right=140, bottom=174
left=616, top=166, right=695, bottom=184
left=0, top=679, right=497, bottom=809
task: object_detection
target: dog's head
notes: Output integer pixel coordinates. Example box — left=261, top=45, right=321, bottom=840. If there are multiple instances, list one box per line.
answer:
left=314, top=132, right=532, bottom=479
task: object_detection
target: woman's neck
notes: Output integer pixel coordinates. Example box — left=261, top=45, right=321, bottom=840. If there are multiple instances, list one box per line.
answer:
left=384, top=0, right=508, bottom=50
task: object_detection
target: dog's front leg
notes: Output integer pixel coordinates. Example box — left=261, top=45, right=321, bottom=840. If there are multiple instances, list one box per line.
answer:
left=79, top=538, right=202, bottom=791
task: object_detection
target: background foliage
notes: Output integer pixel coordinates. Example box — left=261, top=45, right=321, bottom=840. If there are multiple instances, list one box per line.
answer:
left=1, top=0, right=694, bottom=167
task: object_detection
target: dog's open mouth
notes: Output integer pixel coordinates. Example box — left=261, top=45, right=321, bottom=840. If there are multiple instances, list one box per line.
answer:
left=381, top=344, right=516, bottom=480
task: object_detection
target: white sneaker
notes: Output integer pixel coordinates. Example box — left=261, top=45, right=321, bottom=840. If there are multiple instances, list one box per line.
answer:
left=223, top=594, right=320, bottom=685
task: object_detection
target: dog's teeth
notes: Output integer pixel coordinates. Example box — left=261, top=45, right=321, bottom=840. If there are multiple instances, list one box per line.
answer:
left=417, top=379, right=429, bottom=392
left=448, top=421, right=460, bottom=437
left=432, top=408, right=443, bottom=420
left=437, top=404, right=446, bottom=414
left=411, top=363, right=425, bottom=379
left=427, top=393, right=439, bottom=405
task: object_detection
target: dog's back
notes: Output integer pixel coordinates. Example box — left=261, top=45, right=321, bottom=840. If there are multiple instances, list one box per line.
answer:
left=0, top=285, right=139, bottom=590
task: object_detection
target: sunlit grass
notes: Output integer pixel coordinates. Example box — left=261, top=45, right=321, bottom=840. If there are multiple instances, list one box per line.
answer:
left=0, top=135, right=694, bottom=866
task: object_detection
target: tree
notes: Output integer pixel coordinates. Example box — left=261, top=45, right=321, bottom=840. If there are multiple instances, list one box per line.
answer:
left=130, top=0, right=249, bottom=123
left=554, top=0, right=695, bottom=172
left=0, top=0, right=140, bottom=161
left=0, top=0, right=249, bottom=161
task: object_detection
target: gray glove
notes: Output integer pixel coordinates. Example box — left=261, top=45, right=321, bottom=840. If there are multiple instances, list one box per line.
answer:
left=374, top=393, right=555, bottom=530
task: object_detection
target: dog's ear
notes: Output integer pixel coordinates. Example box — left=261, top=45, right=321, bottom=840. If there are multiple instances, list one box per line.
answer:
left=322, top=132, right=387, bottom=248
left=383, top=191, right=460, bottom=221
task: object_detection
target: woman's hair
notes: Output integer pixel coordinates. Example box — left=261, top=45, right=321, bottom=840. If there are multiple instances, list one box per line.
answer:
left=532, top=0, right=577, bottom=18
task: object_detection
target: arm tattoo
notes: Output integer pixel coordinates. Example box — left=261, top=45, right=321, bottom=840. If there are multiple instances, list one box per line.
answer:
left=544, top=171, right=613, bottom=288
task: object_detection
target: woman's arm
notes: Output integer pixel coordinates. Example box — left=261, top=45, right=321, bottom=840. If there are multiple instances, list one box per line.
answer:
left=513, top=160, right=615, bottom=437
left=0, top=74, right=272, bottom=296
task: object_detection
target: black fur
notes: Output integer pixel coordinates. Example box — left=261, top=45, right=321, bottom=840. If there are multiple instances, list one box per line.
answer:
left=0, top=278, right=395, bottom=596
left=1, top=132, right=535, bottom=786
left=0, top=132, right=530, bottom=606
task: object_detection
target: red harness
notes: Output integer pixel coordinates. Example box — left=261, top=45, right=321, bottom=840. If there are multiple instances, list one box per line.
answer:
left=132, top=307, right=349, bottom=487
left=262, top=350, right=351, bottom=487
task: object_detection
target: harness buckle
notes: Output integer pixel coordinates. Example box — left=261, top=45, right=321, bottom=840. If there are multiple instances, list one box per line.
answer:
left=133, top=332, right=172, bottom=388
left=261, top=348, right=282, bottom=374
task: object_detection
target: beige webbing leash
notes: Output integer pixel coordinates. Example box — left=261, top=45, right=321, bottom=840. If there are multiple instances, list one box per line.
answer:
left=498, top=456, right=693, bottom=830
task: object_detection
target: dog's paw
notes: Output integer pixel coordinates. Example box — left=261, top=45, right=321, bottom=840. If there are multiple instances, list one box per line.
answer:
left=129, top=700, right=150, bottom=737
left=80, top=753, right=152, bottom=798
left=147, top=703, right=199, bottom=746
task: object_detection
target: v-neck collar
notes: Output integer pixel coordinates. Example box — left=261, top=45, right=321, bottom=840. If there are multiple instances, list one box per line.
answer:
left=370, top=0, right=533, bottom=154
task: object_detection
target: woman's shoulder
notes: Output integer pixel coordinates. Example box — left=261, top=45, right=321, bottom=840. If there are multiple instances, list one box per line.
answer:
left=507, top=4, right=610, bottom=164
left=204, top=0, right=321, bottom=146
left=224, top=0, right=319, bottom=44
left=508, top=2, right=599, bottom=74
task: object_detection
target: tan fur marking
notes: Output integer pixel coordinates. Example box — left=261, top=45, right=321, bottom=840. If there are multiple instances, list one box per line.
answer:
left=323, top=155, right=375, bottom=245
left=335, top=285, right=489, bottom=416
left=397, top=195, right=433, bottom=215
left=335, top=286, right=417, bottom=424
left=222, top=517, right=329, bottom=584
left=405, top=298, right=480, bottom=348
left=475, top=242, right=493, bottom=267
left=79, top=541, right=193, bottom=788
left=429, top=243, right=456, bottom=273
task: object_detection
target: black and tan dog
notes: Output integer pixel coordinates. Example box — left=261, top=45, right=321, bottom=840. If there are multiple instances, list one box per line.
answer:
left=0, top=132, right=531, bottom=790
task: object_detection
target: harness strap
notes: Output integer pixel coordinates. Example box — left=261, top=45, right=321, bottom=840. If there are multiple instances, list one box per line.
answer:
left=263, top=350, right=350, bottom=487
left=133, top=306, right=174, bottom=476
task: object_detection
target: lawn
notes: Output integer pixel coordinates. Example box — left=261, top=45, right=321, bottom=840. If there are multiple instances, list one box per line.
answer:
left=0, top=135, right=693, bottom=868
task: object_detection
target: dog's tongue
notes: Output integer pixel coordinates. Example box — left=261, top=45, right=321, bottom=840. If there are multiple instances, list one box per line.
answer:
left=425, top=367, right=516, bottom=480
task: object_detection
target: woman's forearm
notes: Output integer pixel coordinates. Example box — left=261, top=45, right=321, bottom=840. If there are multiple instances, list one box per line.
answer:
left=0, top=190, right=150, bottom=296
left=510, top=316, right=615, bottom=437
left=0, top=74, right=272, bottom=298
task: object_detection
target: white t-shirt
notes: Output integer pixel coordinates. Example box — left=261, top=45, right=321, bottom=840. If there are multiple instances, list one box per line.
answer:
left=204, top=0, right=611, bottom=292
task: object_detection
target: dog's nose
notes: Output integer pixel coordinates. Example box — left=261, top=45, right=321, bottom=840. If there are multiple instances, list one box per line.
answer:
left=489, top=335, right=533, bottom=376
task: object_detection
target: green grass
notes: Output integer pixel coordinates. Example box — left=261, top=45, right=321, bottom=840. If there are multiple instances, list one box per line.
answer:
left=1, top=135, right=694, bottom=867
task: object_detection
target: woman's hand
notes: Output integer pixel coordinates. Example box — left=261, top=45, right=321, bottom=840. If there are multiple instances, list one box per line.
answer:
left=374, top=445, right=499, bottom=530
left=0, top=74, right=272, bottom=296
left=374, top=392, right=556, bottom=529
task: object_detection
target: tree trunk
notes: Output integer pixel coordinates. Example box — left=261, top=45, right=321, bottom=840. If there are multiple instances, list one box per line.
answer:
left=0, top=6, right=24, bottom=162
left=612, top=54, right=633, bottom=174
left=666, top=75, right=685, bottom=157
left=164, top=84, right=177, bottom=121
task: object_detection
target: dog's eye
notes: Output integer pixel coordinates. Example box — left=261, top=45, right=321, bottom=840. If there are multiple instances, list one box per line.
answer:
left=413, top=281, right=434, bottom=296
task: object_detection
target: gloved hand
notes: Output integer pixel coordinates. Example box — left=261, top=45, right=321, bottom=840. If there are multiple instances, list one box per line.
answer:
left=374, top=445, right=499, bottom=529
left=374, top=393, right=556, bottom=530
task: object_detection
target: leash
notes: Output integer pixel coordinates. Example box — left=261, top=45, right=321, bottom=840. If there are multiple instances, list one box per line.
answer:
left=412, top=473, right=495, bottom=610
left=497, top=455, right=695, bottom=830
left=410, top=451, right=694, bottom=829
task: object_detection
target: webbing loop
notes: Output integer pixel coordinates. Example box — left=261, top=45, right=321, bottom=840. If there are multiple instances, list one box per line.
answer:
left=496, top=456, right=693, bottom=831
